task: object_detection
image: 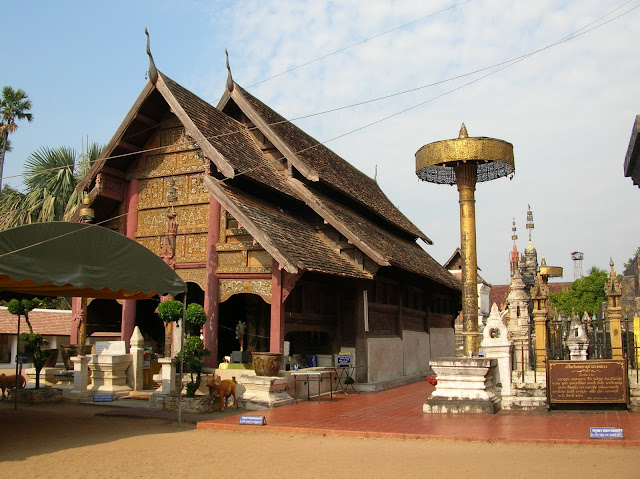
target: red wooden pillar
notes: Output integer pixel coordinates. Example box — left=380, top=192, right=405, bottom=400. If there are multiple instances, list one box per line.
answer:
left=203, top=195, right=221, bottom=367
left=270, top=260, right=285, bottom=354
left=121, top=178, right=139, bottom=349
left=70, top=297, right=81, bottom=344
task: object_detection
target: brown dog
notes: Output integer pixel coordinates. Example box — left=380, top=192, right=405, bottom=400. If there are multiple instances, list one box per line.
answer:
left=207, top=375, right=237, bottom=411
left=0, top=373, right=26, bottom=400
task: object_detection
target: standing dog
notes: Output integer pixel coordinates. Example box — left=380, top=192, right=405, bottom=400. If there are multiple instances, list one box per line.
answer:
left=0, top=373, right=26, bottom=400
left=207, top=375, right=237, bottom=411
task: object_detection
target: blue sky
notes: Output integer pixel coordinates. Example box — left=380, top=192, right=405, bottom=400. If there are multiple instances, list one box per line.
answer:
left=2, top=1, right=639, bottom=286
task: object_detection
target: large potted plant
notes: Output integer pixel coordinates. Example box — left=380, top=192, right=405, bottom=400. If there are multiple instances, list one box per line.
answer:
left=8, top=298, right=49, bottom=389
left=156, top=299, right=183, bottom=357
left=179, top=303, right=210, bottom=397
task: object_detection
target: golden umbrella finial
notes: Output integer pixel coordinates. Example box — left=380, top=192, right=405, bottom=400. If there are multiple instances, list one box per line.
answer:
left=416, top=125, right=514, bottom=356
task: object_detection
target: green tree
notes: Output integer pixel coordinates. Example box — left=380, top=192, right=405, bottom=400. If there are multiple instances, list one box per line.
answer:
left=7, top=298, right=49, bottom=389
left=624, top=246, right=640, bottom=270
left=0, top=141, right=101, bottom=229
left=0, top=86, right=33, bottom=191
left=549, top=267, right=608, bottom=317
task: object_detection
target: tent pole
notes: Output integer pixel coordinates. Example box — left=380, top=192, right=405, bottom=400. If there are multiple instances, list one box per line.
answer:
left=14, top=304, right=21, bottom=410
left=177, top=294, right=187, bottom=428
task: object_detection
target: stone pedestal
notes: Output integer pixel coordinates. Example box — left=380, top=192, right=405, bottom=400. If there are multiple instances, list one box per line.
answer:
left=89, top=354, right=133, bottom=396
left=156, top=358, right=178, bottom=395
left=424, top=357, right=500, bottom=414
left=239, top=375, right=293, bottom=410
left=68, top=355, right=92, bottom=400
left=24, top=367, right=62, bottom=387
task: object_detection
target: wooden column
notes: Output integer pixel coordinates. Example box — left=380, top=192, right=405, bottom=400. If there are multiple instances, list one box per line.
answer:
left=203, top=196, right=221, bottom=367
left=121, top=178, right=139, bottom=349
left=354, top=281, right=369, bottom=383
left=70, top=297, right=82, bottom=345
left=270, top=259, right=285, bottom=354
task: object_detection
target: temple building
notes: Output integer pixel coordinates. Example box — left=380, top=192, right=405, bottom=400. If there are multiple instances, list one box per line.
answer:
left=70, top=50, right=461, bottom=387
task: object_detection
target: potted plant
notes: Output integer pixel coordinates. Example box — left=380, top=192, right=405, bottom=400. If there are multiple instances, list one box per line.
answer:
left=155, top=299, right=183, bottom=357
left=8, top=298, right=49, bottom=389
left=179, top=303, right=209, bottom=397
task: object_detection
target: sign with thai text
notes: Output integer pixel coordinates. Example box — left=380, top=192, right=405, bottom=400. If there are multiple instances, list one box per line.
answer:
left=547, top=360, right=628, bottom=404
left=239, top=415, right=266, bottom=425
left=95, top=341, right=126, bottom=356
left=589, top=427, right=624, bottom=439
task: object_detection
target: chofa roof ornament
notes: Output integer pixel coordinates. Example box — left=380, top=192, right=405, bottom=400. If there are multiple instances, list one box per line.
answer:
left=225, top=49, right=234, bottom=92
left=145, top=27, right=158, bottom=85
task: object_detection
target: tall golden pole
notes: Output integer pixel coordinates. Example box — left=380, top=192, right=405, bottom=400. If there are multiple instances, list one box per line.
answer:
left=455, top=162, right=480, bottom=356
left=415, top=124, right=514, bottom=357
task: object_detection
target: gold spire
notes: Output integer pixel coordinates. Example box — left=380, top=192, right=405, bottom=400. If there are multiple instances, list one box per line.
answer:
left=458, top=123, right=469, bottom=138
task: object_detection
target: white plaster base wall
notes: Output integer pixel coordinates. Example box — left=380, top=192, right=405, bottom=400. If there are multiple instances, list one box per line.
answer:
left=402, top=330, right=431, bottom=376
left=367, top=331, right=437, bottom=383
left=367, top=337, right=404, bottom=383
left=429, top=328, right=455, bottom=359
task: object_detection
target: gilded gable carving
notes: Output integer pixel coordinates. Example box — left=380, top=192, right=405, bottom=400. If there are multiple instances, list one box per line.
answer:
left=215, top=209, right=271, bottom=273
left=219, top=279, right=272, bottom=304
left=128, top=150, right=204, bottom=180
left=177, top=268, right=206, bottom=291
left=181, top=234, right=207, bottom=263
left=137, top=237, right=162, bottom=256
left=137, top=204, right=208, bottom=238
left=138, top=174, right=208, bottom=210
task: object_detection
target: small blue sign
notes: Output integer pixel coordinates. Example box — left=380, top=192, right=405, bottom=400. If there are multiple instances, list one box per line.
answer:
left=336, top=353, right=351, bottom=367
left=239, top=415, right=266, bottom=426
left=590, top=427, right=624, bottom=439
left=17, top=355, right=27, bottom=364
left=93, top=394, right=114, bottom=402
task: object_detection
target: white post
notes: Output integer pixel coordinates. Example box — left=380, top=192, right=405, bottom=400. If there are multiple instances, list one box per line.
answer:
left=129, top=326, right=145, bottom=391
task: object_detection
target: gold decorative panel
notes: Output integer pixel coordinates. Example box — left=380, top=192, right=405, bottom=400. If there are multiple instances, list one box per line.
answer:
left=177, top=204, right=209, bottom=234
left=136, top=204, right=208, bottom=238
left=219, top=279, right=272, bottom=304
left=218, top=251, right=247, bottom=271
left=137, top=210, right=169, bottom=238
left=248, top=250, right=272, bottom=269
left=181, top=234, right=207, bottom=263
left=177, top=268, right=206, bottom=291
left=130, top=150, right=204, bottom=180
left=137, top=237, right=162, bottom=256
left=138, top=174, right=208, bottom=210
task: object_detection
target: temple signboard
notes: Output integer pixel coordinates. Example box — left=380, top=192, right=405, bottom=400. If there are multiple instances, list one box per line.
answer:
left=547, top=360, right=628, bottom=405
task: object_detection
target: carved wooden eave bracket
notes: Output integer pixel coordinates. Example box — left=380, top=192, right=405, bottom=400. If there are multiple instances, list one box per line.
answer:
left=203, top=175, right=299, bottom=275
left=219, top=84, right=320, bottom=182
left=287, top=177, right=390, bottom=268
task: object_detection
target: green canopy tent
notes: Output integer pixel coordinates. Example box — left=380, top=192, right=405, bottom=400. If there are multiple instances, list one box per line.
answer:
left=0, top=222, right=186, bottom=299
left=0, top=222, right=188, bottom=422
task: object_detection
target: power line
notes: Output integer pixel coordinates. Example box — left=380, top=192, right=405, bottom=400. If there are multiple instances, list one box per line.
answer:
left=1, top=1, right=636, bottom=184
left=245, top=0, right=474, bottom=89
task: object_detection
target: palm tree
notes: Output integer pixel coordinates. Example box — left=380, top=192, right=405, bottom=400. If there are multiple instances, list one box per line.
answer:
left=0, top=86, right=33, bottom=191
left=0, top=141, right=102, bottom=229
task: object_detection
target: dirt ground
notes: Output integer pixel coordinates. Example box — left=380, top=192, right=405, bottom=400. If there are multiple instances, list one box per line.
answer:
left=0, top=401, right=638, bottom=479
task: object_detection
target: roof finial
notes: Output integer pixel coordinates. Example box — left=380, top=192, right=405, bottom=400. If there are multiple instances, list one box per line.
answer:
left=145, top=28, right=158, bottom=85
left=225, top=49, right=234, bottom=92
left=458, top=123, right=468, bottom=139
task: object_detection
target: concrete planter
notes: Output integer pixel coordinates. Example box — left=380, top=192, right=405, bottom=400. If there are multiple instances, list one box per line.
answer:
left=162, top=395, right=212, bottom=413
left=12, top=387, right=64, bottom=404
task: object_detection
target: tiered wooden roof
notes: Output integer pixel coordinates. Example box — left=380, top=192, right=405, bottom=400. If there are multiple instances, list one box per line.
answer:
left=79, top=63, right=460, bottom=292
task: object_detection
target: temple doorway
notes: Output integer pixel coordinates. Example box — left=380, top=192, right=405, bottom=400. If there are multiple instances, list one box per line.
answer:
left=86, top=299, right=122, bottom=336
left=218, top=293, right=270, bottom=364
